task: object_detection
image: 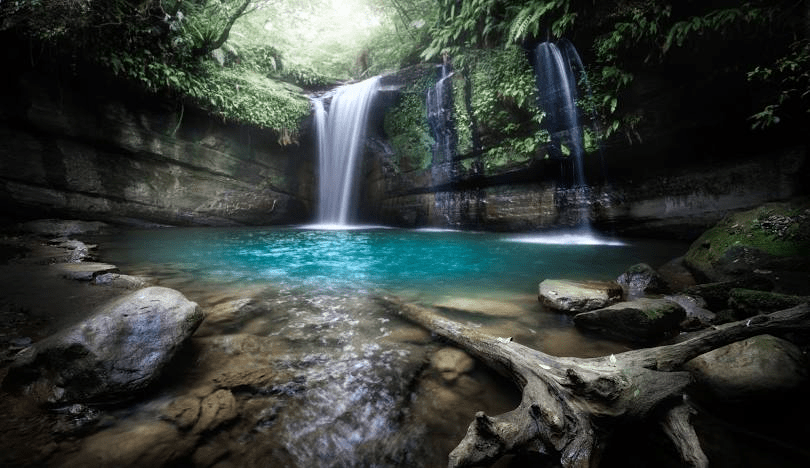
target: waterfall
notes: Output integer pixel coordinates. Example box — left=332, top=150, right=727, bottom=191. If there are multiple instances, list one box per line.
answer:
left=426, top=64, right=457, bottom=166
left=427, top=64, right=463, bottom=226
left=532, top=39, right=587, bottom=188
left=313, top=76, right=381, bottom=226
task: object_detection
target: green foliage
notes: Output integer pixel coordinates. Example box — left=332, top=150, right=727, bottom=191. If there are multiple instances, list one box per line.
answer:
left=451, top=74, right=473, bottom=156
left=747, top=39, right=810, bottom=129
left=465, top=47, right=550, bottom=170
left=383, top=74, right=434, bottom=172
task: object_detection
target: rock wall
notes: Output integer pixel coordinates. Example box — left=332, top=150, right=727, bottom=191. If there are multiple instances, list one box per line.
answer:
left=359, top=138, right=808, bottom=238
left=0, top=71, right=315, bottom=226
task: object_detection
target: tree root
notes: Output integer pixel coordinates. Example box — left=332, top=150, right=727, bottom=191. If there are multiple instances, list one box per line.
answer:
left=376, top=297, right=810, bottom=468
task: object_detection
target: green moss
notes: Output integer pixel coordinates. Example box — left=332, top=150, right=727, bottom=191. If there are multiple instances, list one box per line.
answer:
left=729, top=288, right=808, bottom=316
left=383, top=75, right=435, bottom=172
left=685, top=201, right=810, bottom=269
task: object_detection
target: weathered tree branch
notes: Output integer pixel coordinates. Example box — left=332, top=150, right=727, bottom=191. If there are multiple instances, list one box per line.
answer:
left=376, top=297, right=810, bottom=468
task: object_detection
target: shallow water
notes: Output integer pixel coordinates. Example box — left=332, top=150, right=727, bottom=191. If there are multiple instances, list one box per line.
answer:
left=91, top=226, right=692, bottom=467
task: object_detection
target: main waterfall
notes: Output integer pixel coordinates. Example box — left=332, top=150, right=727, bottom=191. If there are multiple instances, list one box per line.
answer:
left=532, top=39, right=590, bottom=188
left=313, top=76, right=380, bottom=226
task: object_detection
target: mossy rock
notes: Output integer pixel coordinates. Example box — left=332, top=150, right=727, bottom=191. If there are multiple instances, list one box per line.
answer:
left=573, top=298, right=686, bottom=344
left=683, top=276, right=774, bottom=311
left=683, top=200, right=810, bottom=282
left=728, top=288, right=810, bottom=318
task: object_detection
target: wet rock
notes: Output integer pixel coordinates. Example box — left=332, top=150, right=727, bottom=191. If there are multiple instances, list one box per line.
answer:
left=573, top=298, right=686, bottom=344
left=163, top=396, right=201, bottom=431
left=665, top=294, right=716, bottom=325
left=192, top=442, right=231, bottom=468
left=538, top=279, right=622, bottom=313
left=728, top=288, right=810, bottom=319
left=683, top=276, right=774, bottom=311
left=51, top=262, right=119, bottom=281
left=616, top=263, right=669, bottom=298
left=49, top=238, right=92, bottom=263
left=92, top=272, right=150, bottom=289
left=195, top=298, right=256, bottom=337
left=212, top=368, right=292, bottom=393
left=57, top=420, right=193, bottom=468
left=431, top=347, right=475, bottom=384
left=685, top=335, right=808, bottom=401
left=683, top=201, right=810, bottom=282
left=52, top=403, right=103, bottom=436
left=193, top=389, right=238, bottom=435
left=2, top=286, right=203, bottom=405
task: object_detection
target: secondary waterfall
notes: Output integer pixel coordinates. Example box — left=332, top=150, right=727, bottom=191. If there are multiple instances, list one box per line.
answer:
left=532, top=39, right=588, bottom=188
left=313, top=76, right=380, bottom=225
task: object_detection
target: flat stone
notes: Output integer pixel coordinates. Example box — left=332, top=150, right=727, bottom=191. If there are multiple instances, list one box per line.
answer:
left=92, top=272, right=149, bottom=289
left=573, top=298, right=686, bottom=344
left=51, top=262, right=119, bottom=281
left=538, top=279, right=622, bottom=313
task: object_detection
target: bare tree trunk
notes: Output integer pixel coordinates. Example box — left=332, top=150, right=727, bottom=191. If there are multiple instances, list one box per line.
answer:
left=376, top=297, right=810, bottom=468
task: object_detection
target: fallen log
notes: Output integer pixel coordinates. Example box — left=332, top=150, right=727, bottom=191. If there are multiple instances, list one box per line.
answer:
left=376, top=297, right=810, bottom=468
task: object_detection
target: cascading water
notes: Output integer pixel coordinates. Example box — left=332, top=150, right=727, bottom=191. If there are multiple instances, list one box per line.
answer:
left=533, top=39, right=604, bottom=230
left=426, top=63, right=463, bottom=226
left=313, top=76, right=381, bottom=226
left=426, top=63, right=457, bottom=166
left=532, top=39, right=587, bottom=188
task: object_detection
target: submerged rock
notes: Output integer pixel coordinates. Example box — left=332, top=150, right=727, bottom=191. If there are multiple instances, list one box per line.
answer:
left=573, top=298, right=686, bottom=343
left=616, top=263, right=669, bottom=298
left=431, top=347, right=475, bottom=384
left=538, top=279, right=622, bottom=313
left=685, top=335, right=808, bottom=401
left=2, top=286, right=203, bottom=405
left=56, top=420, right=194, bottom=468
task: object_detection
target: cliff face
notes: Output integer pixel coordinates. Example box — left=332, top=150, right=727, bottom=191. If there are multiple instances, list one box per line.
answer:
left=357, top=66, right=809, bottom=238
left=0, top=71, right=315, bottom=227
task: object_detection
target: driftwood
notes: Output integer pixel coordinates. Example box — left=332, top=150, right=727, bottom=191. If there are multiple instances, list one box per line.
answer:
left=376, top=297, right=810, bottom=468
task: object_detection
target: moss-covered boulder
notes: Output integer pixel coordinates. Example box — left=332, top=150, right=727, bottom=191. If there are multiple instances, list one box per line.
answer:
left=683, top=200, right=810, bottom=282
left=728, top=288, right=810, bottom=318
left=683, top=276, right=774, bottom=311
left=573, top=298, right=686, bottom=344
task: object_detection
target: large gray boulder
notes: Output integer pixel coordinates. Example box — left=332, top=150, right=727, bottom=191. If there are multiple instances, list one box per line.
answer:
left=538, top=279, right=622, bottom=313
left=2, top=287, right=203, bottom=405
left=573, top=298, right=686, bottom=343
left=685, top=335, right=808, bottom=401
left=616, top=263, right=668, bottom=298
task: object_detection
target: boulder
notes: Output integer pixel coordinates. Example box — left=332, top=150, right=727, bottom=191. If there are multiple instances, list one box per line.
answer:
left=685, top=335, right=808, bottom=401
left=616, top=263, right=669, bottom=298
left=728, top=288, right=809, bottom=318
left=683, top=201, right=810, bottom=282
left=683, top=276, right=774, bottom=311
left=664, top=294, right=716, bottom=324
left=538, top=279, right=623, bottom=313
left=573, top=298, right=686, bottom=343
left=2, top=286, right=203, bottom=405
